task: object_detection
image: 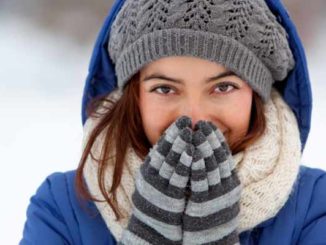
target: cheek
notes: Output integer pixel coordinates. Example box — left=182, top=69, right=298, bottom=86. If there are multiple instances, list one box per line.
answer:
left=139, top=88, right=175, bottom=145
left=225, top=94, right=252, bottom=145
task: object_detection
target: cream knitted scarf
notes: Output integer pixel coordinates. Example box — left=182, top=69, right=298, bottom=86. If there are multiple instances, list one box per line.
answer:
left=83, top=89, right=301, bottom=240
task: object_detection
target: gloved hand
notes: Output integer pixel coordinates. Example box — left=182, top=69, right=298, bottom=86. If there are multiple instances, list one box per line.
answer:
left=182, top=121, right=241, bottom=245
left=119, top=116, right=194, bottom=245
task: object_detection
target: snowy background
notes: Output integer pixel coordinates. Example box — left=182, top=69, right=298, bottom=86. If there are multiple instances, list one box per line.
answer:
left=0, top=0, right=325, bottom=244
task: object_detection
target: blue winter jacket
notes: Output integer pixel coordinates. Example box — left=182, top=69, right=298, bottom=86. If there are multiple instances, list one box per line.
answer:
left=21, top=0, right=326, bottom=244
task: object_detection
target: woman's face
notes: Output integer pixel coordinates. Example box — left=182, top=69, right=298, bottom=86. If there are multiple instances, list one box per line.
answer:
left=138, top=56, right=253, bottom=147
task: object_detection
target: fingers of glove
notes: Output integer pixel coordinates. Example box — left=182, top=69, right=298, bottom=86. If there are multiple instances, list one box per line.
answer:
left=145, top=122, right=192, bottom=172
left=207, top=121, right=232, bottom=154
left=195, top=121, right=222, bottom=151
left=192, top=122, right=240, bottom=196
left=145, top=149, right=165, bottom=171
left=160, top=116, right=192, bottom=147
left=185, top=148, right=240, bottom=235
left=175, top=115, right=192, bottom=129
left=205, top=121, right=236, bottom=175
left=169, top=144, right=194, bottom=189
left=132, top=146, right=194, bottom=238
left=192, top=128, right=221, bottom=187
left=195, top=122, right=228, bottom=165
left=137, top=128, right=192, bottom=206
left=132, top=148, right=194, bottom=232
left=159, top=128, right=192, bottom=180
left=148, top=116, right=191, bottom=171
left=122, top=117, right=192, bottom=245
left=190, top=148, right=209, bottom=193
left=183, top=122, right=241, bottom=245
left=132, top=148, right=192, bottom=240
left=192, top=129, right=214, bottom=158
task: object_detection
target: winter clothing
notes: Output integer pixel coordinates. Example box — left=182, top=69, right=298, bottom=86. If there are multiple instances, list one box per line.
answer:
left=119, top=117, right=242, bottom=244
left=82, top=88, right=301, bottom=240
left=20, top=165, right=326, bottom=244
left=183, top=121, right=241, bottom=244
left=108, top=0, right=295, bottom=102
left=120, top=117, right=194, bottom=244
left=20, top=0, right=325, bottom=244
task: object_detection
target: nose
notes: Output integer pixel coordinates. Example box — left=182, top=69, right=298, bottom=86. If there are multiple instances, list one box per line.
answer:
left=180, top=99, right=209, bottom=129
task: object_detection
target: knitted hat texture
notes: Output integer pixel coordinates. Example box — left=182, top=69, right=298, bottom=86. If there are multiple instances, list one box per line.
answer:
left=108, top=0, right=295, bottom=101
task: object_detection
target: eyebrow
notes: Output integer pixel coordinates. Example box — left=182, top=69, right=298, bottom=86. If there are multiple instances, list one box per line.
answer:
left=142, top=70, right=237, bottom=83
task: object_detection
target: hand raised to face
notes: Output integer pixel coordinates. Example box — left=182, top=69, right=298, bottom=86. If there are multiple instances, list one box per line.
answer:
left=182, top=121, right=241, bottom=244
left=120, top=117, right=241, bottom=245
left=120, top=116, right=194, bottom=244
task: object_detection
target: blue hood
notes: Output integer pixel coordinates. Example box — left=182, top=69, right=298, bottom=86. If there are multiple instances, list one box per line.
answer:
left=81, top=0, right=312, bottom=151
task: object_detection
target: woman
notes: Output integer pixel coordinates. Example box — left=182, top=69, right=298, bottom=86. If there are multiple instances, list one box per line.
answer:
left=21, top=0, right=326, bottom=244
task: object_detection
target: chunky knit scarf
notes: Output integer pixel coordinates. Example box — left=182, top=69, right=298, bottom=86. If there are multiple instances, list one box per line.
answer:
left=83, top=89, right=301, bottom=241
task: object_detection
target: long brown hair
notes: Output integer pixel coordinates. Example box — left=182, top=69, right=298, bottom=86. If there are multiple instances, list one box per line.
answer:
left=75, top=74, right=266, bottom=220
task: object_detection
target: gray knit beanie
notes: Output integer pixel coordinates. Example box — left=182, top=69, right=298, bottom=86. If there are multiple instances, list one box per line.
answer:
left=108, top=0, right=295, bottom=101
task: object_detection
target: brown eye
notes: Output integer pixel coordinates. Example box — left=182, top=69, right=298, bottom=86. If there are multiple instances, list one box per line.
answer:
left=214, top=82, right=238, bottom=94
left=151, top=85, right=176, bottom=95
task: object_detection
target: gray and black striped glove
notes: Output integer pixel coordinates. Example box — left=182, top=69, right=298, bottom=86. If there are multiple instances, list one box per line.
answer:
left=183, top=121, right=241, bottom=245
left=119, top=116, right=194, bottom=245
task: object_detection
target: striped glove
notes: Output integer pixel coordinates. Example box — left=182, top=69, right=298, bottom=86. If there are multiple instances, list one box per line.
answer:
left=183, top=121, right=242, bottom=245
left=119, top=116, right=194, bottom=245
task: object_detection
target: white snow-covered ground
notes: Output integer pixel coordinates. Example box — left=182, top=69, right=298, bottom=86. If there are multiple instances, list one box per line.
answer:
left=0, top=13, right=325, bottom=245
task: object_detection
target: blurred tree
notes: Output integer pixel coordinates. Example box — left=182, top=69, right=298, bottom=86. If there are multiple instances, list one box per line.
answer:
left=1, top=0, right=325, bottom=49
left=283, top=0, right=324, bottom=48
left=0, top=0, right=114, bottom=45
